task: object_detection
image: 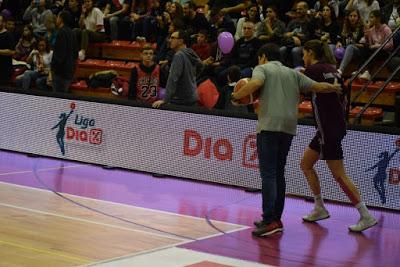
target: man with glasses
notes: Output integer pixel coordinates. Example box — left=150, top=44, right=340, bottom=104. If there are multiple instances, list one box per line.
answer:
left=152, top=30, right=203, bottom=108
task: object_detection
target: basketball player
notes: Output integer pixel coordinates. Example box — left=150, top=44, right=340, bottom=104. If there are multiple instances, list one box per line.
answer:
left=300, top=39, right=377, bottom=232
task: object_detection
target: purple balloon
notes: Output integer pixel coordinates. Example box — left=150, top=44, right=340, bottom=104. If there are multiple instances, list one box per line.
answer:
left=334, top=47, right=345, bottom=60
left=217, top=32, right=234, bottom=54
left=158, top=87, right=166, bottom=100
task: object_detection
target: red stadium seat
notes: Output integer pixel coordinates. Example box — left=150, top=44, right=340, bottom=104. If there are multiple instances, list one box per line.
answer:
left=298, top=100, right=313, bottom=118
left=349, top=106, right=383, bottom=125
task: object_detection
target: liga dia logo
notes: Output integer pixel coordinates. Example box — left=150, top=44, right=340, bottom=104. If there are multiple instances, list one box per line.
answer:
left=51, top=102, right=103, bottom=156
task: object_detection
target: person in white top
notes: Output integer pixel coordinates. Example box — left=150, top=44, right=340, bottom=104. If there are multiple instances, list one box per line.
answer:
left=73, top=0, right=107, bottom=60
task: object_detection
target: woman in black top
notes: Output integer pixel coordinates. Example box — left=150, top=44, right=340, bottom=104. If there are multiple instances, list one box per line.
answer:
left=0, top=14, right=15, bottom=85
left=300, top=39, right=377, bottom=232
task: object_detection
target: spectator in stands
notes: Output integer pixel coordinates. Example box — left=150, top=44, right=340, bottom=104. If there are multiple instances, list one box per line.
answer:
left=280, top=1, right=314, bottom=67
left=191, top=29, right=212, bottom=60
left=182, top=1, right=210, bottom=38
left=23, top=0, right=53, bottom=37
left=217, top=20, right=262, bottom=86
left=103, top=0, right=131, bottom=40
left=254, top=0, right=267, bottom=21
left=212, top=0, right=251, bottom=20
left=216, top=65, right=247, bottom=112
left=16, top=37, right=52, bottom=90
left=230, top=43, right=342, bottom=237
left=258, top=5, right=285, bottom=44
left=44, top=14, right=57, bottom=48
left=209, top=7, right=236, bottom=41
left=313, top=0, right=340, bottom=18
left=152, top=30, right=203, bottom=107
left=74, top=0, right=107, bottom=61
left=235, top=4, right=261, bottom=41
left=129, top=44, right=161, bottom=104
left=300, top=39, right=377, bottom=232
left=0, top=14, right=15, bottom=86
left=5, top=16, right=18, bottom=47
left=337, top=8, right=365, bottom=74
left=168, top=1, right=183, bottom=21
left=64, top=0, right=82, bottom=29
left=313, top=5, right=339, bottom=51
left=345, top=0, right=380, bottom=24
left=14, top=24, right=36, bottom=61
left=382, top=0, right=400, bottom=30
left=339, top=10, right=393, bottom=79
left=128, top=0, right=158, bottom=41
left=0, top=0, right=24, bottom=21
left=49, top=10, right=78, bottom=92
left=156, top=18, right=182, bottom=85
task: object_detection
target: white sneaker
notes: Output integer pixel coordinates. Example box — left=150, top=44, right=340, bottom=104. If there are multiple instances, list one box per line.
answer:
left=302, top=207, right=330, bottom=222
left=349, top=215, right=377, bottom=232
left=359, top=70, right=371, bottom=81
left=78, top=50, right=86, bottom=61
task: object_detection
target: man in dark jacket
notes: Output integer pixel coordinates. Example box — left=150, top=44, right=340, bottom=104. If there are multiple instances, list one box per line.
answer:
left=152, top=30, right=203, bottom=108
left=50, top=10, right=78, bottom=93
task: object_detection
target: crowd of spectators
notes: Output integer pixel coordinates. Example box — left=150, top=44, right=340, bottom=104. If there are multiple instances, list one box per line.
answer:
left=0, top=0, right=399, bottom=109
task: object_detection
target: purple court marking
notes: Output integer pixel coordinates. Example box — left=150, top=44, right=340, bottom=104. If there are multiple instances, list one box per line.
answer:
left=0, top=150, right=399, bottom=267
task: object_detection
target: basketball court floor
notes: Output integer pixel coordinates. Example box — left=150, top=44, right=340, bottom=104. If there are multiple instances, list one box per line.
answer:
left=0, top=150, right=398, bottom=266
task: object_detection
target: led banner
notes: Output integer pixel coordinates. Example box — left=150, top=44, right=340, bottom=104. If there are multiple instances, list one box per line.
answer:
left=0, top=92, right=398, bottom=210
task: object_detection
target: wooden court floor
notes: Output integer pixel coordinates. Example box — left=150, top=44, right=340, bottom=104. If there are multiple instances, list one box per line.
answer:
left=0, top=182, right=246, bottom=267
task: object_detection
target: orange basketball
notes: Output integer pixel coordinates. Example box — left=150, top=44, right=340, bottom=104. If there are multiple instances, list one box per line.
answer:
left=233, top=78, right=260, bottom=105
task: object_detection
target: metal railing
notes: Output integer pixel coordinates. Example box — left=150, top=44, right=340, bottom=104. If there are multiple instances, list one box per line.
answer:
left=347, top=25, right=400, bottom=124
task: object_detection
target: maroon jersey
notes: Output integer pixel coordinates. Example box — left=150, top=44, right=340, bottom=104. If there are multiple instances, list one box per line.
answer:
left=304, top=63, right=347, bottom=140
left=136, top=64, right=160, bottom=104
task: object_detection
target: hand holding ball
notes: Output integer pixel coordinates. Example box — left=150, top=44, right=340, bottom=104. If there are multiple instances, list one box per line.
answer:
left=231, top=78, right=260, bottom=105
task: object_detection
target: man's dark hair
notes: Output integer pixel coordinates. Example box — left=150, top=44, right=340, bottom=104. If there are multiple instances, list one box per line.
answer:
left=227, top=65, right=241, bottom=83
left=58, top=10, right=72, bottom=28
left=177, top=29, right=190, bottom=46
left=257, top=43, right=281, bottom=62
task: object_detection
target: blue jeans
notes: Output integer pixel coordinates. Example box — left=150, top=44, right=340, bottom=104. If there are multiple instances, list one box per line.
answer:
left=339, top=44, right=362, bottom=73
left=257, top=131, right=294, bottom=223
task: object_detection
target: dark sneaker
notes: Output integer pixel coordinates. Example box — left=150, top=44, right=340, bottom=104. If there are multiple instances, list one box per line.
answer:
left=252, top=220, right=283, bottom=237
left=254, top=219, right=283, bottom=228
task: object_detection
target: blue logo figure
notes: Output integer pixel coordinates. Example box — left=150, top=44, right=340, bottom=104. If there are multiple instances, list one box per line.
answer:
left=52, top=107, right=74, bottom=155
left=366, top=148, right=399, bottom=204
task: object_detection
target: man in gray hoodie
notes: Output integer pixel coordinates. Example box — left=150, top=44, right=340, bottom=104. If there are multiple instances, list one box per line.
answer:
left=152, top=30, right=203, bottom=108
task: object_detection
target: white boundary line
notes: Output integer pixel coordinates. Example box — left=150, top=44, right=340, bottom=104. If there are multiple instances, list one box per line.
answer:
left=0, top=181, right=248, bottom=237
left=0, top=170, right=245, bottom=228
left=0, top=202, right=186, bottom=242
left=0, top=169, right=251, bottom=267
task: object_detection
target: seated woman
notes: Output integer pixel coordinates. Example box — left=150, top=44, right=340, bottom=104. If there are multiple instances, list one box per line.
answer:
left=14, top=24, right=36, bottom=61
left=337, top=8, right=364, bottom=75
left=16, top=37, right=52, bottom=90
left=313, top=5, right=339, bottom=52
left=257, top=5, right=285, bottom=45
left=339, top=10, right=393, bottom=79
left=73, top=0, right=107, bottom=61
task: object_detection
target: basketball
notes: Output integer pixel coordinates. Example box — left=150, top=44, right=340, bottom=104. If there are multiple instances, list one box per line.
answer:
left=233, top=78, right=259, bottom=105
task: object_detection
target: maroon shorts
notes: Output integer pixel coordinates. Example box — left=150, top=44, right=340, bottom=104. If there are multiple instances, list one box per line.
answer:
left=309, top=132, right=344, bottom=160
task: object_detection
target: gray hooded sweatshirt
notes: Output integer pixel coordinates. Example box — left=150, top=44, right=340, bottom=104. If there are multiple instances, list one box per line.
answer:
left=164, top=48, right=204, bottom=105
